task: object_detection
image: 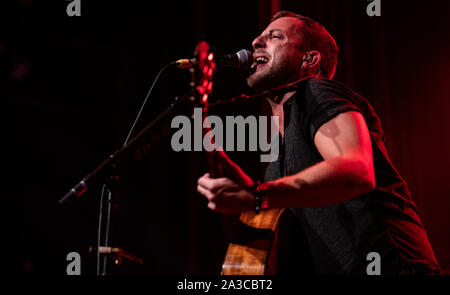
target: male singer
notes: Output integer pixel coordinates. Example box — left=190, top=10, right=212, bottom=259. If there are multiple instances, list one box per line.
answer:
left=197, top=11, right=439, bottom=274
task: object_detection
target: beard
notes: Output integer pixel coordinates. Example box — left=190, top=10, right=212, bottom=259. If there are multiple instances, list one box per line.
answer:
left=246, top=60, right=302, bottom=92
left=246, top=68, right=277, bottom=92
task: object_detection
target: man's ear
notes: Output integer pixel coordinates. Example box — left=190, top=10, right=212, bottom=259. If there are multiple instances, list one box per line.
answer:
left=301, top=50, right=321, bottom=70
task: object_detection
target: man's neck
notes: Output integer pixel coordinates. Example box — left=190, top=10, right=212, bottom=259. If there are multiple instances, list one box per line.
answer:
left=266, top=90, right=296, bottom=115
left=266, top=90, right=296, bottom=139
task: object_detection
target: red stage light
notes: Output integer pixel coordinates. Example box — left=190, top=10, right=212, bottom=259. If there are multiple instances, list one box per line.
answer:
left=197, top=86, right=205, bottom=94
left=207, top=81, right=213, bottom=93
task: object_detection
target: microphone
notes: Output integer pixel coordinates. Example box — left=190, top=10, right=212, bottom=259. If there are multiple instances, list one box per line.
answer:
left=175, top=49, right=253, bottom=70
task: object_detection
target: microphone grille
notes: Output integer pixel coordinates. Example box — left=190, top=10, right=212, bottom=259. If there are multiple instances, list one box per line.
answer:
left=236, top=49, right=253, bottom=69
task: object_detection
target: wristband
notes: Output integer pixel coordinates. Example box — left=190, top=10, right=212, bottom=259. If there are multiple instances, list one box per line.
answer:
left=254, top=181, right=268, bottom=214
left=254, top=181, right=261, bottom=214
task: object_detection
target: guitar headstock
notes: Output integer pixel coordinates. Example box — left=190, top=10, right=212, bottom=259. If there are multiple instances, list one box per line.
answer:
left=189, top=41, right=216, bottom=112
left=188, top=41, right=224, bottom=177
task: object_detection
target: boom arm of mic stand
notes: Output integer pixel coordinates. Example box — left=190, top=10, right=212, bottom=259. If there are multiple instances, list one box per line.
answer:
left=58, top=96, right=183, bottom=204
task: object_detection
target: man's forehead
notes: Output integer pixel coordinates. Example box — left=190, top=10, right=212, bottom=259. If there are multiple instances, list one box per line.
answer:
left=263, top=16, right=303, bottom=34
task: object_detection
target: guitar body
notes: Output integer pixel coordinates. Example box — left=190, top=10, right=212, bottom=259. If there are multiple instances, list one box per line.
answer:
left=221, top=209, right=286, bottom=275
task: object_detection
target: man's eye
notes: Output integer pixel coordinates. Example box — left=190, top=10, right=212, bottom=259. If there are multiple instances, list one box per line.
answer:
left=271, top=35, right=282, bottom=39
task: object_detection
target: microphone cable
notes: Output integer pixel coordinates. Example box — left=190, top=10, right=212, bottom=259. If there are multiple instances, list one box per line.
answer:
left=122, top=61, right=176, bottom=147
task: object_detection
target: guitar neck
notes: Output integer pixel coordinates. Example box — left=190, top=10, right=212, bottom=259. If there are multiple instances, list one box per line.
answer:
left=201, top=111, right=224, bottom=178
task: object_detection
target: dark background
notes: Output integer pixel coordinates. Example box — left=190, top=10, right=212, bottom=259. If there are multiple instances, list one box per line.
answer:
left=3, top=0, right=450, bottom=275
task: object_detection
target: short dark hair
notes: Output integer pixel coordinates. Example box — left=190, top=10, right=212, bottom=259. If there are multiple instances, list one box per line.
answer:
left=271, top=11, right=339, bottom=79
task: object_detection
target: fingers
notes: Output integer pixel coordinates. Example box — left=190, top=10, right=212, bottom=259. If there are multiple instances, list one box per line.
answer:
left=197, top=183, right=215, bottom=201
left=197, top=182, right=220, bottom=212
left=197, top=174, right=233, bottom=192
left=197, top=172, right=251, bottom=213
left=207, top=202, right=217, bottom=211
left=197, top=173, right=229, bottom=201
left=196, top=182, right=218, bottom=211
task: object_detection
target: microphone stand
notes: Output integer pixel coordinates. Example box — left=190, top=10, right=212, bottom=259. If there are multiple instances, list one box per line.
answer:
left=59, top=95, right=184, bottom=274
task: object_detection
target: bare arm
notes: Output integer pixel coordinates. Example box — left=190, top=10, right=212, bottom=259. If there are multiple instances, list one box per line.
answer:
left=260, top=111, right=375, bottom=208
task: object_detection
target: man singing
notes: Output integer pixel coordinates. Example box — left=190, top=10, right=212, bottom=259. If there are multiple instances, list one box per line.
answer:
left=196, top=11, right=439, bottom=274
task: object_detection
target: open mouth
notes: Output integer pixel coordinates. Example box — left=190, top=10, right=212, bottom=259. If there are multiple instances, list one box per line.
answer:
left=254, top=56, right=269, bottom=65
left=251, top=55, right=270, bottom=73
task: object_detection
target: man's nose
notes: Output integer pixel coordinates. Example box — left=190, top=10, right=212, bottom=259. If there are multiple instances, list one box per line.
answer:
left=252, top=35, right=265, bottom=50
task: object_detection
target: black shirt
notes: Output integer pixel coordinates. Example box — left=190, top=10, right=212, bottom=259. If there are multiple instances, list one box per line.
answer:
left=264, top=78, right=440, bottom=274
